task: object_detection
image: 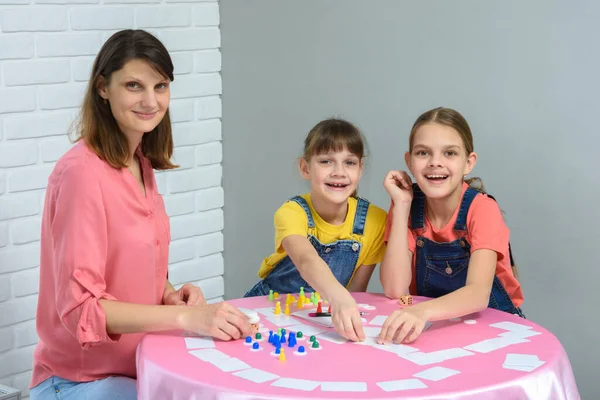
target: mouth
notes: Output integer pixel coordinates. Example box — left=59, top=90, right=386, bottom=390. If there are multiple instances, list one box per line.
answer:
left=425, top=174, right=448, bottom=182
left=133, top=111, right=158, bottom=120
left=325, top=182, right=349, bottom=191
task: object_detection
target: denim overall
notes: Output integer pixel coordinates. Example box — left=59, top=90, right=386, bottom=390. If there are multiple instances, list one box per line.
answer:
left=244, top=196, right=370, bottom=297
left=410, top=184, right=524, bottom=317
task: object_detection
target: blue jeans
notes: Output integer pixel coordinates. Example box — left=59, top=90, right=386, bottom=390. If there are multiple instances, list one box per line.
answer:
left=30, top=375, right=137, bottom=400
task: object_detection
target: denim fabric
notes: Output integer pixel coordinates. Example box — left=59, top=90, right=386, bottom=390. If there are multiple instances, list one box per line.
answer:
left=245, top=196, right=369, bottom=297
left=410, top=184, right=524, bottom=317
left=30, top=375, right=137, bottom=400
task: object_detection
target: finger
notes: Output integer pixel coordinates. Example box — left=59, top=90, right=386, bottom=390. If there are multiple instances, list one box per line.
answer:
left=167, top=293, right=185, bottom=306
left=195, top=290, right=207, bottom=305
left=394, top=321, right=414, bottom=344
left=377, top=316, right=394, bottom=344
left=332, top=313, right=349, bottom=340
left=342, top=313, right=359, bottom=342
left=384, top=318, right=405, bottom=344
left=351, top=312, right=365, bottom=341
left=209, top=326, right=231, bottom=341
left=404, top=323, right=425, bottom=343
left=226, top=303, right=251, bottom=321
left=185, top=290, right=201, bottom=306
left=223, top=314, right=248, bottom=340
left=399, top=171, right=413, bottom=189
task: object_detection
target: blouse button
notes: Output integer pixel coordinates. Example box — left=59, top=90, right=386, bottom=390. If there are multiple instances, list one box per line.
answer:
left=351, top=242, right=359, bottom=252
left=416, top=239, right=424, bottom=247
left=324, top=247, right=332, bottom=253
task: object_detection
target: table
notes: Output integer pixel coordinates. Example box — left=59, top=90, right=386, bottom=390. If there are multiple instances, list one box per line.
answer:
left=136, top=293, right=579, bottom=399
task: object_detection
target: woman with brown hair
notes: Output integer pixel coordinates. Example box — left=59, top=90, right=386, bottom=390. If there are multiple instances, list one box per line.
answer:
left=29, top=30, right=250, bottom=400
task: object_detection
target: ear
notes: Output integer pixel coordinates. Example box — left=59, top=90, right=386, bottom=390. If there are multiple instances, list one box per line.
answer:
left=464, top=151, right=477, bottom=175
left=96, top=75, right=109, bottom=100
left=358, top=159, right=364, bottom=179
left=404, top=151, right=413, bottom=175
left=298, top=158, right=311, bottom=180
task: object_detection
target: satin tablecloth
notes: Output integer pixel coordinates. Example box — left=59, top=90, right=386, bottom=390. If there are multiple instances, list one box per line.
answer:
left=136, top=292, right=579, bottom=399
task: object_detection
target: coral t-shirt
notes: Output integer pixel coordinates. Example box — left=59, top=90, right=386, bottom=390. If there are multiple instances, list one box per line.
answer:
left=384, top=182, right=523, bottom=308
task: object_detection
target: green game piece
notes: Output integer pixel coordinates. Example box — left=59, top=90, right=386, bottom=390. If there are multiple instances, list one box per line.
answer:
left=278, top=328, right=282, bottom=335
left=299, top=287, right=305, bottom=297
left=297, top=331, right=303, bottom=338
left=309, top=335, right=316, bottom=342
left=268, top=290, right=274, bottom=301
left=312, top=341, right=320, bottom=349
left=255, top=332, right=262, bottom=340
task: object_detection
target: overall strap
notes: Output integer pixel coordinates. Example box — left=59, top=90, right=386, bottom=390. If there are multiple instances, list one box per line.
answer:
left=409, top=183, right=426, bottom=230
left=289, top=196, right=315, bottom=229
left=352, top=197, right=370, bottom=235
left=453, top=187, right=479, bottom=232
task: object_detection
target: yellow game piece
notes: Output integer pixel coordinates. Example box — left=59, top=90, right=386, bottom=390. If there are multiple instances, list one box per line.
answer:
left=278, top=347, right=286, bottom=361
left=286, top=294, right=292, bottom=304
left=284, top=303, right=290, bottom=315
left=274, top=301, right=281, bottom=315
left=273, top=292, right=280, bottom=299
left=297, top=296, right=303, bottom=308
left=316, top=292, right=320, bottom=302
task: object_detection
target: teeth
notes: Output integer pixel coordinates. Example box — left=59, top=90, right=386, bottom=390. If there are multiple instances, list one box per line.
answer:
left=427, top=175, right=447, bottom=179
left=328, top=183, right=346, bottom=187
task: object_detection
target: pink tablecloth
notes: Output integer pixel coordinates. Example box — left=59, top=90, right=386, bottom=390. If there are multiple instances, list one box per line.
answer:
left=136, top=293, right=579, bottom=400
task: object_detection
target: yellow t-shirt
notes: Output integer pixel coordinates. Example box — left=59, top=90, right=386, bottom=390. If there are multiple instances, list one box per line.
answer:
left=257, top=194, right=388, bottom=285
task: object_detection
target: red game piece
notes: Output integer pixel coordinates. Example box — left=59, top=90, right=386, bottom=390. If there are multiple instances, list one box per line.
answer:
left=316, top=302, right=322, bottom=313
left=327, top=305, right=331, bottom=313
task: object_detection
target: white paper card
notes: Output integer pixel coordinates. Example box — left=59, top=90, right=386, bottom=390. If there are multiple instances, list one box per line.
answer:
left=401, top=348, right=474, bottom=365
left=369, top=315, right=389, bottom=326
left=188, top=349, right=230, bottom=362
left=363, top=326, right=383, bottom=337
left=317, top=331, right=347, bottom=344
left=413, top=366, right=460, bottom=381
left=266, top=316, right=298, bottom=327
left=499, top=330, right=542, bottom=339
left=321, top=381, right=367, bottom=392
left=254, top=307, right=278, bottom=318
left=209, top=357, right=251, bottom=372
left=377, top=379, right=427, bottom=391
left=271, top=378, right=321, bottom=391
left=232, top=368, right=280, bottom=383
left=285, top=324, right=328, bottom=336
left=184, top=337, right=215, bottom=349
left=489, top=321, right=534, bottom=331
left=464, top=337, right=530, bottom=353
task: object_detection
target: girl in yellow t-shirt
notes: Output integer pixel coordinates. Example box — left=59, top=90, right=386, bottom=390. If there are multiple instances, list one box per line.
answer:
left=244, top=118, right=387, bottom=342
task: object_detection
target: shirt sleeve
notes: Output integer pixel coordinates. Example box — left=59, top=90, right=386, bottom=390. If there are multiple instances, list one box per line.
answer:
left=273, top=201, right=309, bottom=252
left=383, top=202, right=416, bottom=254
left=467, top=194, right=510, bottom=261
left=361, top=205, right=387, bottom=265
left=50, top=162, right=119, bottom=349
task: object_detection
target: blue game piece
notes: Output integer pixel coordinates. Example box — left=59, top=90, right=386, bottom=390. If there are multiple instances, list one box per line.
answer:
left=245, top=336, right=252, bottom=343
left=288, top=333, right=297, bottom=347
left=272, top=335, right=280, bottom=347
left=268, top=330, right=274, bottom=343
left=252, top=342, right=259, bottom=350
left=298, top=345, right=305, bottom=353
left=281, top=333, right=286, bottom=344
left=281, top=329, right=286, bottom=335
left=275, top=347, right=281, bottom=354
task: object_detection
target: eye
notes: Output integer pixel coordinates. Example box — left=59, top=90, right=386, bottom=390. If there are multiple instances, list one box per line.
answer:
left=345, top=160, right=358, bottom=166
left=319, top=159, right=331, bottom=165
left=415, top=150, right=428, bottom=156
left=156, top=82, right=169, bottom=90
left=126, top=82, right=141, bottom=90
left=445, top=150, right=458, bottom=156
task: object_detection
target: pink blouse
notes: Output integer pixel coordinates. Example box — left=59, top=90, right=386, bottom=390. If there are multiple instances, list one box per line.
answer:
left=31, top=141, right=170, bottom=388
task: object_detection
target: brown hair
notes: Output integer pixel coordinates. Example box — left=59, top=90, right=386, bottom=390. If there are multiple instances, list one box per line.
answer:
left=302, top=118, right=366, bottom=198
left=409, top=107, right=485, bottom=193
left=73, top=29, right=177, bottom=170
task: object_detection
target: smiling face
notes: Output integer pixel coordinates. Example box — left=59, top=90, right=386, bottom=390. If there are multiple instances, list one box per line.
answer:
left=300, top=147, right=363, bottom=206
left=97, top=58, right=170, bottom=141
left=405, top=123, right=477, bottom=200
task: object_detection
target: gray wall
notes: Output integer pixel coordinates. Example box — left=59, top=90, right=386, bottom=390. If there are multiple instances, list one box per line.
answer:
left=221, top=1, right=597, bottom=397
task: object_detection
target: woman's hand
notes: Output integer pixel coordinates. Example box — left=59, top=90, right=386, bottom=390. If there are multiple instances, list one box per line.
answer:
left=179, top=302, right=251, bottom=341
left=163, top=283, right=206, bottom=306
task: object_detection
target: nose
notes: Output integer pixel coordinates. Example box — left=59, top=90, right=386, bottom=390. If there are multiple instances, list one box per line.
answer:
left=332, top=162, right=347, bottom=176
left=141, top=89, right=158, bottom=109
left=428, top=153, right=443, bottom=167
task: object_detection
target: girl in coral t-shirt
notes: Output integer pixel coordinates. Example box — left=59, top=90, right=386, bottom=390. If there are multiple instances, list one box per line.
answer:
left=378, top=107, right=523, bottom=345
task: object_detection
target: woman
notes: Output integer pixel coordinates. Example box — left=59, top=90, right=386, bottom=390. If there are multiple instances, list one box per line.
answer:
left=30, top=29, right=250, bottom=400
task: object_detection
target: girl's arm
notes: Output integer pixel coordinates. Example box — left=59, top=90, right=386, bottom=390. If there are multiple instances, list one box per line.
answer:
left=410, top=249, right=496, bottom=320
left=347, top=264, right=376, bottom=292
left=282, top=235, right=365, bottom=341
left=379, top=204, right=413, bottom=299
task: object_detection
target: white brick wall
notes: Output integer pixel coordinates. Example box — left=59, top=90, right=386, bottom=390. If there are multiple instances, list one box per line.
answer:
left=0, top=1, right=224, bottom=396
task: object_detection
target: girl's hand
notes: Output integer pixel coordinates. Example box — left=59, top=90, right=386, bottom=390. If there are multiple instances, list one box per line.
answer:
left=164, top=283, right=206, bottom=306
left=179, top=302, right=252, bottom=341
left=383, top=170, right=414, bottom=205
left=329, top=291, right=365, bottom=342
left=377, top=307, right=428, bottom=344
